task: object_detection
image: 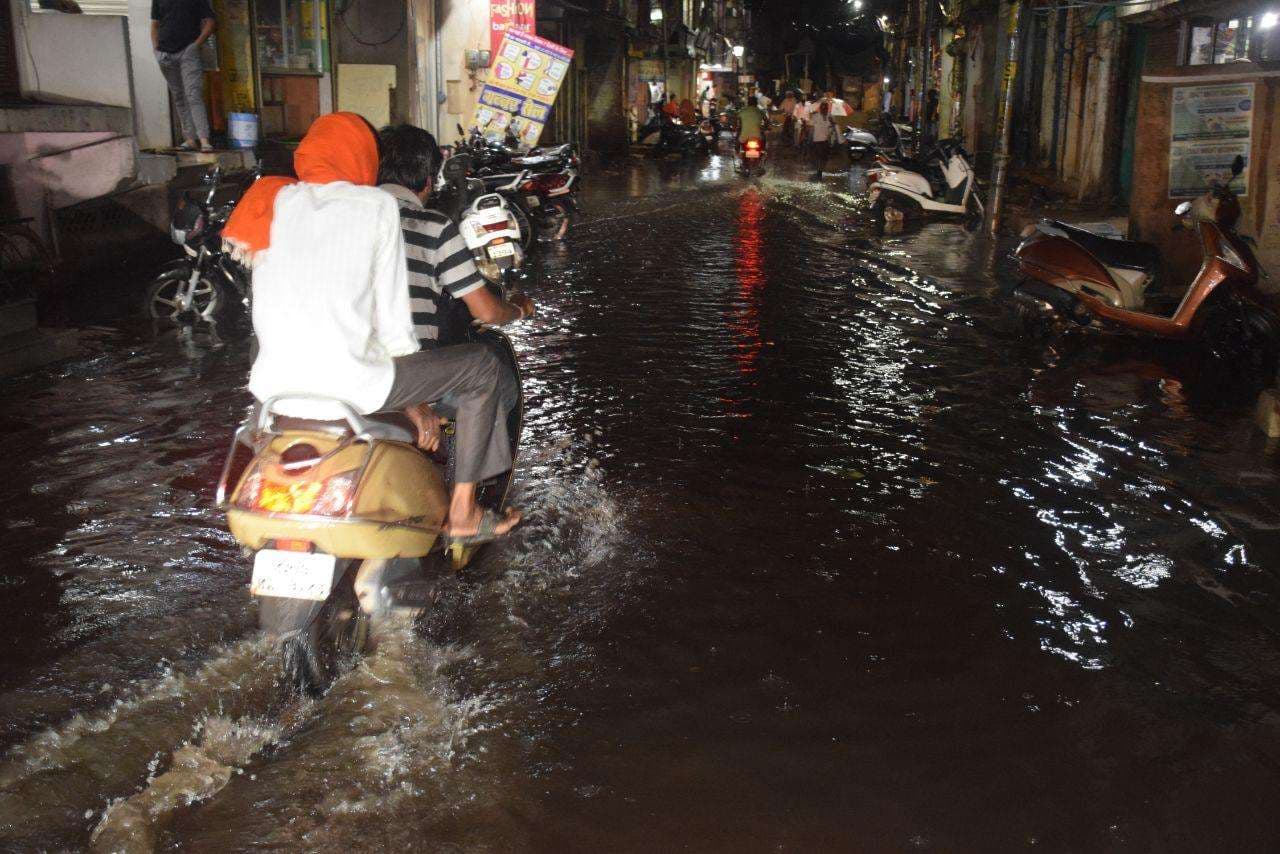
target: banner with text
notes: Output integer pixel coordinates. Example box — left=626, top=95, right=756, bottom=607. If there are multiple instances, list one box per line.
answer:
left=472, top=29, right=574, bottom=149
left=490, top=0, right=536, bottom=60
left=1169, top=82, right=1253, bottom=198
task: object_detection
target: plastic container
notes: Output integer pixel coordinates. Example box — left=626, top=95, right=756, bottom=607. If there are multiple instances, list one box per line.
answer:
left=228, top=112, right=259, bottom=150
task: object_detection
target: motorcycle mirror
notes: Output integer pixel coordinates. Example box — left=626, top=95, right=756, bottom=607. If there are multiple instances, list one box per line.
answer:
left=1174, top=201, right=1192, bottom=216
left=1232, top=155, right=1245, bottom=177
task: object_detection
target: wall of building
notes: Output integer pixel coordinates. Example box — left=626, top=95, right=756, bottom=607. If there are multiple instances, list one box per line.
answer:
left=1129, top=21, right=1280, bottom=283
left=127, top=0, right=173, bottom=150
left=9, top=2, right=132, bottom=107
left=436, top=0, right=497, bottom=145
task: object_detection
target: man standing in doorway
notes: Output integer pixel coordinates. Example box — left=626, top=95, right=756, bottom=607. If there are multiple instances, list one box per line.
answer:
left=152, top=0, right=216, bottom=152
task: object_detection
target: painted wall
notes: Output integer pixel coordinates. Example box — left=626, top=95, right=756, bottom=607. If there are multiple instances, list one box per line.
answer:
left=9, top=1, right=133, bottom=107
left=332, top=0, right=415, bottom=127
left=436, top=0, right=497, bottom=145
left=127, top=0, right=174, bottom=149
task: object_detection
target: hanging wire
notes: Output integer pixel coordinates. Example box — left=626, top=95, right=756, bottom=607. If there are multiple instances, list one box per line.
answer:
left=336, top=0, right=406, bottom=47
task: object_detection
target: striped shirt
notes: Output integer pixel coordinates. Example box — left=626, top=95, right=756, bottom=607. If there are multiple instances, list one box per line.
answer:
left=379, top=183, right=485, bottom=349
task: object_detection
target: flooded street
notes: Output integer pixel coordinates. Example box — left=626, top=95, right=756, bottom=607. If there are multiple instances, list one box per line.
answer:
left=4, top=152, right=1280, bottom=851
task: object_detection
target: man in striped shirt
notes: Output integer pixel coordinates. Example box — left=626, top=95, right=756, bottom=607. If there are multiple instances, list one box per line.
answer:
left=376, top=124, right=535, bottom=544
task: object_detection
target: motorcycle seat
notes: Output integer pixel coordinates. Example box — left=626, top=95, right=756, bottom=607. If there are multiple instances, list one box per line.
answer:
left=1046, top=220, right=1159, bottom=273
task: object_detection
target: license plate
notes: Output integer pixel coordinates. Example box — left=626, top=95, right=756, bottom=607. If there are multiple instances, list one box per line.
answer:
left=251, top=550, right=336, bottom=601
left=488, top=242, right=516, bottom=258
left=526, top=196, right=541, bottom=207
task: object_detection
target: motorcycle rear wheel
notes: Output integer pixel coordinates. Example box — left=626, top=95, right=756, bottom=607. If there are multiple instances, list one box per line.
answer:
left=145, top=267, right=222, bottom=323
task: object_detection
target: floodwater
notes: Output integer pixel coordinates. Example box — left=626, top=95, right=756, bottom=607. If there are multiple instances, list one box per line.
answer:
left=3, top=149, right=1280, bottom=852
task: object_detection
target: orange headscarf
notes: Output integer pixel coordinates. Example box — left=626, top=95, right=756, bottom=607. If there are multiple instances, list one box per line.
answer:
left=223, top=112, right=380, bottom=264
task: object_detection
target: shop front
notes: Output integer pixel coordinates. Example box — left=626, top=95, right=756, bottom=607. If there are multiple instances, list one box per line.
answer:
left=203, top=0, right=333, bottom=145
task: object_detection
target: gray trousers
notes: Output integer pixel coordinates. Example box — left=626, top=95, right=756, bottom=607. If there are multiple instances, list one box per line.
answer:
left=156, top=43, right=211, bottom=143
left=383, top=344, right=516, bottom=485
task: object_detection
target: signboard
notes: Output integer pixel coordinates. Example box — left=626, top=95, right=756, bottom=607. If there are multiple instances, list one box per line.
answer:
left=472, top=30, right=574, bottom=148
left=1169, top=82, right=1253, bottom=197
left=490, top=0, right=536, bottom=60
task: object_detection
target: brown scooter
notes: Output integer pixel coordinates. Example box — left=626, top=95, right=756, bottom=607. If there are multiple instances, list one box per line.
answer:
left=1011, top=156, right=1277, bottom=373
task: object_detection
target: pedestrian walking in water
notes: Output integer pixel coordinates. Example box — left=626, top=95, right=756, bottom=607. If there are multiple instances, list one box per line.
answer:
left=809, top=100, right=835, bottom=180
left=151, top=0, right=216, bottom=152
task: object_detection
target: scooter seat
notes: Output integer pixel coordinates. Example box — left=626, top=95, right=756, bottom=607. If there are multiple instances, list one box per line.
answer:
left=1047, top=221, right=1159, bottom=273
left=271, top=413, right=417, bottom=444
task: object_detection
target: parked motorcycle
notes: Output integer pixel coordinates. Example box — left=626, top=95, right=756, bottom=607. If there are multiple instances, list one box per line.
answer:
left=866, top=138, right=983, bottom=221
left=844, top=112, right=910, bottom=162
left=1011, top=155, right=1278, bottom=374
left=145, top=163, right=261, bottom=322
left=217, top=324, right=523, bottom=694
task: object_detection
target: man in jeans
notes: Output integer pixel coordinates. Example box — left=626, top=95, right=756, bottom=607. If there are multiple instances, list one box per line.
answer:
left=151, top=0, right=216, bottom=152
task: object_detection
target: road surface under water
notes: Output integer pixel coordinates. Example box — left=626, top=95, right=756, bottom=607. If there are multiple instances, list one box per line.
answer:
left=2, top=151, right=1280, bottom=851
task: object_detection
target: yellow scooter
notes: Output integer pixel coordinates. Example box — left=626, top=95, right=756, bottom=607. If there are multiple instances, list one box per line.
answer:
left=216, top=328, right=521, bottom=694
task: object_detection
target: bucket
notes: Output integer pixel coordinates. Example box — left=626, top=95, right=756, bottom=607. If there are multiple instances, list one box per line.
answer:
left=228, top=112, right=259, bottom=150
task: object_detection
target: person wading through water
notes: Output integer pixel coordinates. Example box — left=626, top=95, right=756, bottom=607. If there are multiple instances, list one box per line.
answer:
left=224, top=113, right=524, bottom=545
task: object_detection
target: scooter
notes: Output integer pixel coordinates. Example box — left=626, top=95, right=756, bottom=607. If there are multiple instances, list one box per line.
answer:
left=216, top=322, right=523, bottom=694
left=145, top=163, right=262, bottom=322
left=843, top=125, right=879, bottom=162
left=433, top=151, right=525, bottom=284
left=867, top=138, right=983, bottom=221
left=1011, top=155, right=1278, bottom=373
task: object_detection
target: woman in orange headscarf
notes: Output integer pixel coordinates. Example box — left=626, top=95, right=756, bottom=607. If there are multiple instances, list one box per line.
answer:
left=228, top=112, right=522, bottom=544
left=223, top=111, right=379, bottom=264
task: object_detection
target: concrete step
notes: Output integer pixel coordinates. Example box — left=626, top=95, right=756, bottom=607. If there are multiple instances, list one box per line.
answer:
left=0, top=326, right=79, bottom=378
left=0, top=300, right=37, bottom=337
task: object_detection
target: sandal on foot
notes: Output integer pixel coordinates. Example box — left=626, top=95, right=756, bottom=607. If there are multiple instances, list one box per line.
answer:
left=445, top=509, right=520, bottom=547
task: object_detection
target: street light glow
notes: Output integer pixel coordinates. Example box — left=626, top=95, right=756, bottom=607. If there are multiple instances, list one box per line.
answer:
left=732, top=44, right=745, bottom=58
left=852, top=0, right=864, bottom=9
left=650, top=6, right=663, bottom=22
left=1263, top=11, right=1279, bottom=28
left=883, top=76, right=890, bottom=85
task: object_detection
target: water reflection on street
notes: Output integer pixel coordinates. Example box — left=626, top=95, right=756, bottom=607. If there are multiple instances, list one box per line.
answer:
left=2, top=152, right=1280, bottom=851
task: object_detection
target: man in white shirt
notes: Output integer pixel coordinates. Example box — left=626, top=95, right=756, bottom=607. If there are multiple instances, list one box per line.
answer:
left=235, top=113, right=521, bottom=544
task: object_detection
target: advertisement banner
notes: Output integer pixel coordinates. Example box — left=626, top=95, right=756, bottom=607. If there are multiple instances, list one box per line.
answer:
left=472, top=30, right=574, bottom=149
left=1169, top=83, right=1253, bottom=197
left=490, top=0, right=536, bottom=60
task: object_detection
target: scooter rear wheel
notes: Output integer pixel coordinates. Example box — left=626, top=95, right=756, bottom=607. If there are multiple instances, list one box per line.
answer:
left=261, top=562, right=371, bottom=697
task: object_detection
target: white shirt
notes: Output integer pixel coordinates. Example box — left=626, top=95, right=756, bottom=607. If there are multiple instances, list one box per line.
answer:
left=757, top=94, right=772, bottom=111
left=792, top=101, right=808, bottom=121
left=829, top=98, right=851, bottom=117
left=248, top=181, right=418, bottom=419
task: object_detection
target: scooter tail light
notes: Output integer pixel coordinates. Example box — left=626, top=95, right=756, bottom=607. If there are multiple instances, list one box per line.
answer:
left=746, top=139, right=761, bottom=150
left=236, top=470, right=357, bottom=516
left=483, top=220, right=510, bottom=233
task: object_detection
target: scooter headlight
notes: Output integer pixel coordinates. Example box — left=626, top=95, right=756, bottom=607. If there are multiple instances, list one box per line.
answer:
left=1217, top=238, right=1249, bottom=274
